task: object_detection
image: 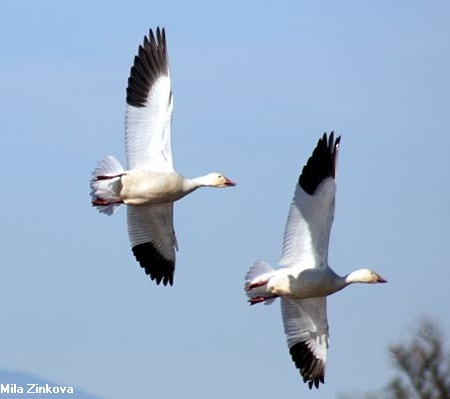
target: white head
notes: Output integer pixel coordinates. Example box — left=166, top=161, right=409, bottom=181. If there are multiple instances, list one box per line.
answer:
left=199, top=173, right=236, bottom=188
left=345, top=268, right=387, bottom=285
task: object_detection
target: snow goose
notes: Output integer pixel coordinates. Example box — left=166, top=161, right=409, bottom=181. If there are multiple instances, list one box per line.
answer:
left=90, top=28, right=235, bottom=286
left=244, top=132, right=386, bottom=389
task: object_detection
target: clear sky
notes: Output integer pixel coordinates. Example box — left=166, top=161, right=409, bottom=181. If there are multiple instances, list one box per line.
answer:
left=1, top=1, right=450, bottom=398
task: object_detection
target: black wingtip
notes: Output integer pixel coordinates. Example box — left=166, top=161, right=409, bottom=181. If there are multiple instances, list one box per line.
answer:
left=126, top=27, right=169, bottom=108
left=298, top=132, right=341, bottom=195
left=290, top=342, right=325, bottom=389
left=132, top=242, right=175, bottom=286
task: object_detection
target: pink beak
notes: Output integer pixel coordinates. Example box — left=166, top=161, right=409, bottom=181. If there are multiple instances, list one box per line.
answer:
left=225, top=178, right=236, bottom=187
left=377, top=275, right=388, bottom=283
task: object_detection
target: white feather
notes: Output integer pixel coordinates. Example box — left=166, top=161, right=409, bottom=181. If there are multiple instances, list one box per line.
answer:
left=279, top=179, right=336, bottom=270
left=127, top=204, right=178, bottom=263
left=90, top=155, right=125, bottom=215
left=125, top=77, right=173, bottom=171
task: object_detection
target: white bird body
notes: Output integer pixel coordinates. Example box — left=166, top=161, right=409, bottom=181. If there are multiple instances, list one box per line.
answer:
left=266, top=267, right=344, bottom=299
left=258, top=264, right=383, bottom=300
left=120, top=170, right=185, bottom=205
left=118, top=170, right=201, bottom=206
left=90, top=28, right=235, bottom=286
left=245, top=133, right=386, bottom=389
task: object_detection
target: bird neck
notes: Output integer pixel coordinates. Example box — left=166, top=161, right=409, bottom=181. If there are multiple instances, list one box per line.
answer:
left=343, top=270, right=365, bottom=285
left=181, top=175, right=211, bottom=193
left=190, top=174, right=214, bottom=188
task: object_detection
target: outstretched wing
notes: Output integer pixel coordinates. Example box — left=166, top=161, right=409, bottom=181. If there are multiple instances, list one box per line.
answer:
left=279, top=133, right=340, bottom=270
left=127, top=204, right=178, bottom=286
left=281, top=297, right=329, bottom=389
left=125, top=27, right=174, bottom=172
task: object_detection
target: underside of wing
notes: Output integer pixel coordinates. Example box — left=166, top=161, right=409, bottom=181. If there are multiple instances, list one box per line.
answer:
left=127, top=203, right=178, bottom=286
left=125, top=27, right=174, bottom=172
left=281, top=297, right=329, bottom=389
left=279, top=133, right=340, bottom=269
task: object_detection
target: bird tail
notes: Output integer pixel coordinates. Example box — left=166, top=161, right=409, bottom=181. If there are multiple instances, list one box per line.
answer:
left=90, top=155, right=125, bottom=215
left=245, top=260, right=277, bottom=305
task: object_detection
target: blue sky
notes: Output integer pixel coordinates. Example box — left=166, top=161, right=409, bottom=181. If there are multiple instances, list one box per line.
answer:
left=1, top=1, right=449, bottom=398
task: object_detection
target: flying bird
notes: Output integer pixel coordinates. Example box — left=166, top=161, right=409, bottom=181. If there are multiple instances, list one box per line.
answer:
left=245, top=132, right=386, bottom=389
left=90, top=28, right=235, bottom=286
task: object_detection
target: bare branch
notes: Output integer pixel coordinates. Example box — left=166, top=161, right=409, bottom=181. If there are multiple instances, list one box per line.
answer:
left=340, top=317, right=450, bottom=399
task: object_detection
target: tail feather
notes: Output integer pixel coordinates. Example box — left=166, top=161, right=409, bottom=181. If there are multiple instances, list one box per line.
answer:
left=245, top=260, right=276, bottom=287
left=90, top=155, right=125, bottom=215
left=245, top=260, right=277, bottom=305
